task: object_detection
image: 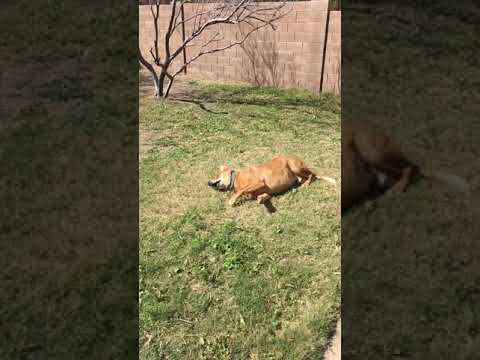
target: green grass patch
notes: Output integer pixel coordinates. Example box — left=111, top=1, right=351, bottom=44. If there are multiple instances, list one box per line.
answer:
left=140, top=81, right=340, bottom=359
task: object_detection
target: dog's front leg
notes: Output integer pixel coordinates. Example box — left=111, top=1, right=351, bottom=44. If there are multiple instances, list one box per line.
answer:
left=228, top=191, right=244, bottom=206
left=228, top=181, right=266, bottom=207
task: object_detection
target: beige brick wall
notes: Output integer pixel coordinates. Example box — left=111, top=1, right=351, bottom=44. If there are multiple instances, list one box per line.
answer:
left=139, top=1, right=340, bottom=95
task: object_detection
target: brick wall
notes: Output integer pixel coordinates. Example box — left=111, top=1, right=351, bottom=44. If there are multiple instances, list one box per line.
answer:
left=139, top=0, right=341, bottom=95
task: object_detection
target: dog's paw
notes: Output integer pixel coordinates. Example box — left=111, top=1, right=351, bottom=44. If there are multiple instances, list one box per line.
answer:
left=228, top=198, right=236, bottom=206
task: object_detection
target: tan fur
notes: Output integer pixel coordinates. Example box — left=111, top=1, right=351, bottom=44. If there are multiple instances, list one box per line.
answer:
left=209, top=155, right=336, bottom=211
left=342, top=120, right=469, bottom=212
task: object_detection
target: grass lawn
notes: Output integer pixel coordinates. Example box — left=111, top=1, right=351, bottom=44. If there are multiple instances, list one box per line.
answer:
left=343, top=2, right=480, bottom=359
left=139, top=80, right=341, bottom=359
left=1, top=2, right=138, bottom=358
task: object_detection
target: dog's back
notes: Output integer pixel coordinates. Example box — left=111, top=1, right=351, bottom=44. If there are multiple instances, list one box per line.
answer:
left=242, top=156, right=303, bottom=194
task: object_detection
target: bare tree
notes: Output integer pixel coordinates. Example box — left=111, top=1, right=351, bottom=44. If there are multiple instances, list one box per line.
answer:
left=139, top=0, right=290, bottom=98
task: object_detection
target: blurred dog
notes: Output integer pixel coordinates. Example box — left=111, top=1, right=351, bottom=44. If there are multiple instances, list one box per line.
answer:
left=342, top=120, right=469, bottom=212
left=208, top=155, right=336, bottom=212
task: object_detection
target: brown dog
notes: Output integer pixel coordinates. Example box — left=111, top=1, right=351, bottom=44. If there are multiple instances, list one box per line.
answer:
left=208, top=155, right=336, bottom=211
left=342, top=120, right=469, bottom=212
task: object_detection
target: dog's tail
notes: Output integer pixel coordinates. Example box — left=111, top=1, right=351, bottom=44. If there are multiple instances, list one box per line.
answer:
left=420, top=168, right=470, bottom=193
left=316, top=175, right=337, bottom=186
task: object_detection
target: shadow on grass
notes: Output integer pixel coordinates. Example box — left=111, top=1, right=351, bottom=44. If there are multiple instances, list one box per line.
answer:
left=189, top=82, right=341, bottom=111
left=171, top=97, right=228, bottom=115
left=139, top=72, right=340, bottom=116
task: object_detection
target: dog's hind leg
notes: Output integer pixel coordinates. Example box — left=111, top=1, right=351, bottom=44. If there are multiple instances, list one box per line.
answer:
left=297, top=167, right=336, bottom=187
left=300, top=170, right=316, bottom=187
left=257, top=193, right=272, bottom=204
left=286, top=159, right=317, bottom=186
left=388, top=166, right=413, bottom=194
left=287, top=158, right=336, bottom=187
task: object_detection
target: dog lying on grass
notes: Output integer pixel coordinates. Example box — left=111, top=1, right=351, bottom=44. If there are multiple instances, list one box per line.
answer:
left=208, top=155, right=336, bottom=212
left=342, top=120, right=469, bottom=213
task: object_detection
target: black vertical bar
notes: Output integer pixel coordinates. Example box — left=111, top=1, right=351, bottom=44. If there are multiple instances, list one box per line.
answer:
left=320, top=1, right=331, bottom=93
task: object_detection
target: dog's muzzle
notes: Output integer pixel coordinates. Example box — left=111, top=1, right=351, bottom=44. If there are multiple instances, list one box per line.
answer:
left=208, top=180, right=220, bottom=188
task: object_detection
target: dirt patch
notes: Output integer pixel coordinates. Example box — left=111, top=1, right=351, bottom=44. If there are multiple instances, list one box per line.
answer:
left=139, top=70, right=156, bottom=98
left=139, top=70, right=207, bottom=100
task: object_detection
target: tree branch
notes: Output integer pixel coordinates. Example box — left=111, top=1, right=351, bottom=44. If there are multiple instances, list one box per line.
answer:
left=171, top=13, right=286, bottom=79
left=150, top=2, right=161, bottom=65
left=164, top=0, right=179, bottom=61
left=141, top=0, right=290, bottom=98
left=170, top=1, right=288, bottom=62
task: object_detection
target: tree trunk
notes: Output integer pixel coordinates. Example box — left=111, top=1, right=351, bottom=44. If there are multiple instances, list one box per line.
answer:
left=158, top=62, right=174, bottom=98
left=164, top=77, right=175, bottom=98
left=153, top=77, right=161, bottom=97
left=157, top=71, right=166, bottom=98
left=139, top=48, right=163, bottom=98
